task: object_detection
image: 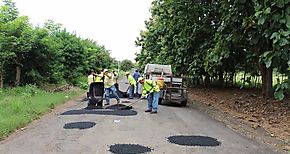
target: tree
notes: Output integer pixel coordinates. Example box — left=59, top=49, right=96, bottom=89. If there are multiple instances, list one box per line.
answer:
left=120, top=59, right=135, bottom=71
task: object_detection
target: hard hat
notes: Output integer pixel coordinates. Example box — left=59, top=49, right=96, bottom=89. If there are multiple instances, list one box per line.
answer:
left=125, top=72, right=130, bottom=75
left=138, top=77, right=144, bottom=82
left=103, top=69, right=108, bottom=73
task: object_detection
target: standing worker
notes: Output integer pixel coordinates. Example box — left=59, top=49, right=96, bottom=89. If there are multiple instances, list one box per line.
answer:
left=103, top=69, right=120, bottom=105
left=133, top=70, right=140, bottom=95
left=138, top=77, right=160, bottom=114
left=112, top=70, right=119, bottom=91
left=126, top=72, right=136, bottom=99
left=87, top=70, right=96, bottom=85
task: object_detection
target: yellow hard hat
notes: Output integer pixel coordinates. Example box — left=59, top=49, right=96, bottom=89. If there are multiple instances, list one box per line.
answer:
left=125, top=72, right=130, bottom=75
left=138, top=77, right=144, bottom=82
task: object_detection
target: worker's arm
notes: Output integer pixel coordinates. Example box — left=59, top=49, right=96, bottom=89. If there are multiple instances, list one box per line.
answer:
left=146, top=80, right=156, bottom=93
left=104, top=72, right=112, bottom=78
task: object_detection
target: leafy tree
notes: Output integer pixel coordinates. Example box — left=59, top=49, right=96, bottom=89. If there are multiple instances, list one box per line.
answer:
left=120, top=59, right=135, bottom=71
left=136, top=0, right=290, bottom=99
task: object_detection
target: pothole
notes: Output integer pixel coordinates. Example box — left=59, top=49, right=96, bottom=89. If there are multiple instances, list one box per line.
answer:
left=63, top=122, right=96, bottom=130
left=109, top=144, right=152, bottom=154
left=61, top=109, right=137, bottom=116
left=167, top=135, right=221, bottom=147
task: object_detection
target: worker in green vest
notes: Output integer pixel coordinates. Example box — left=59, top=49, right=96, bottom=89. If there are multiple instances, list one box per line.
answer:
left=138, top=77, right=160, bottom=114
left=126, top=72, right=136, bottom=99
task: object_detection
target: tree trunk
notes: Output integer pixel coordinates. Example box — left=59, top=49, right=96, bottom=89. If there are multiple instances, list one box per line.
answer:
left=218, top=70, right=224, bottom=87
left=260, top=64, right=273, bottom=98
left=15, top=66, right=21, bottom=86
left=0, top=64, right=4, bottom=89
left=205, top=74, right=210, bottom=86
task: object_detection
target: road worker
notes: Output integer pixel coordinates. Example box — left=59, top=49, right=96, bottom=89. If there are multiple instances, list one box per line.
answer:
left=126, top=72, right=136, bottom=99
left=138, top=77, right=160, bottom=114
left=103, top=69, right=120, bottom=105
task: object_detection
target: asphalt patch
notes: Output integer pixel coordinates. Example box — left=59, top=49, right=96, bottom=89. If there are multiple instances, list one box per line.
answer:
left=167, top=135, right=221, bottom=147
left=61, top=109, right=137, bottom=116
left=121, top=100, right=131, bottom=103
left=85, top=106, right=103, bottom=109
left=109, top=144, right=152, bottom=154
left=105, top=104, right=127, bottom=110
left=63, top=122, right=96, bottom=130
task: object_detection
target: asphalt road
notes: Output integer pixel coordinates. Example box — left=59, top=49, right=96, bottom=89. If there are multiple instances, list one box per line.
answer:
left=0, top=79, right=281, bottom=154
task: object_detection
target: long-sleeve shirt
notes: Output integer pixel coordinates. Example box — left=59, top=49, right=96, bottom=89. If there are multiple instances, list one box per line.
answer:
left=104, top=73, right=114, bottom=88
left=133, top=72, right=140, bottom=81
left=128, top=75, right=136, bottom=88
left=142, top=79, right=160, bottom=96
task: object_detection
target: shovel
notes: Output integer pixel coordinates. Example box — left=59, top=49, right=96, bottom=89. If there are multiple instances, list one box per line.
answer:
left=119, top=99, right=142, bottom=110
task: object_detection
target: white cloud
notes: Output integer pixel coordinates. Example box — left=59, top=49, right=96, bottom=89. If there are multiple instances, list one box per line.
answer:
left=11, top=0, right=152, bottom=61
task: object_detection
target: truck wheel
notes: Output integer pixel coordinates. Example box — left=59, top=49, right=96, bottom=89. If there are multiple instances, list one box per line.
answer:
left=158, top=98, right=163, bottom=105
left=180, top=99, right=187, bottom=106
left=180, top=91, right=188, bottom=106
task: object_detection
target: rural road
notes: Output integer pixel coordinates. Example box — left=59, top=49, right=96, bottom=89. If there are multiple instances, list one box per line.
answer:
left=0, top=79, right=281, bottom=154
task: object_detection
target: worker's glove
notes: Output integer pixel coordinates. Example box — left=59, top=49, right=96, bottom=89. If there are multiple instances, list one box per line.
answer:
left=141, top=94, right=149, bottom=99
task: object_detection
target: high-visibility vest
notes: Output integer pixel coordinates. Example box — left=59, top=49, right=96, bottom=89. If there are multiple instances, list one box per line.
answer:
left=142, top=79, right=160, bottom=96
left=128, top=75, right=136, bottom=88
left=88, top=74, right=95, bottom=85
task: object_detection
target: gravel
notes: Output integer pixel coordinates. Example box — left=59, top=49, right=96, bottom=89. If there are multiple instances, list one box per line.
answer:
left=167, top=135, right=221, bottom=146
left=63, top=122, right=96, bottom=130
left=109, top=144, right=152, bottom=154
left=61, top=109, right=137, bottom=116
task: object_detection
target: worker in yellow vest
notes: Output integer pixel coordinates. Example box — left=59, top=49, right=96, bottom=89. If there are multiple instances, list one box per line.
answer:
left=138, top=77, right=160, bottom=114
left=126, top=72, right=136, bottom=99
left=87, top=70, right=96, bottom=85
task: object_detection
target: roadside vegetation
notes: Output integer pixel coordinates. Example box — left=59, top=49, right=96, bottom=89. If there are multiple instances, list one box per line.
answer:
left=0, top=0, right=124, bottom=140
left=0, top=85, right=84, bottom=140
left=136, top=0, right=290, bottom=100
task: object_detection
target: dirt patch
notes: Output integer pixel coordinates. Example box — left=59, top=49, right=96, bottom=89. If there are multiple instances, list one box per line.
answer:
left=60, top=109, right=137, bottom=116
left=188, top=87, right=290, bottom=151
left=167, top=135, right=221, bottom=147
left=109, top=144, right=152, bottom=154
left=63, top=122, right=96, bottom=130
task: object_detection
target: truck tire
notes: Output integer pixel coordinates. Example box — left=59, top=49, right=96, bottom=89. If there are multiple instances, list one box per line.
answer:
left=158, top=98, right=163, bottom=105
left=180, top=91, right=188, bottom=106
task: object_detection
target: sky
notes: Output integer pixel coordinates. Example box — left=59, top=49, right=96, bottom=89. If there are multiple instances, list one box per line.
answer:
left=10, top=0, right=152, bottom=61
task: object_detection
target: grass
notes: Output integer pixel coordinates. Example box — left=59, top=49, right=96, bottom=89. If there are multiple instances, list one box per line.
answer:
left=0, top=85, right=84, bottom=140
left=234, top=71, right=289, bottom=88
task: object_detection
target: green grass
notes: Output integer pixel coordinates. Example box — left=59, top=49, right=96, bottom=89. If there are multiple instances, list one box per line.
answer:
left=235, top=71, right=288, bottom=88
left=0, top=85, right=84, bottom=140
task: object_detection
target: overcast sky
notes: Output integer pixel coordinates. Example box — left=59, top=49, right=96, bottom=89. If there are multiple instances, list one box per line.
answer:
left=11, top=0, right=152, bottom=61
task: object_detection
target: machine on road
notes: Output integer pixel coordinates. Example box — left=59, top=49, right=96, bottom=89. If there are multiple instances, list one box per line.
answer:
left=144, top=64, right=188, bottom=106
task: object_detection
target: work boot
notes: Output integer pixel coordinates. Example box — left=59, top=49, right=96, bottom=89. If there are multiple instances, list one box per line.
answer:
left=150, top=110, right=157, bottom=114
left=145, top=109, right=152, bottom=112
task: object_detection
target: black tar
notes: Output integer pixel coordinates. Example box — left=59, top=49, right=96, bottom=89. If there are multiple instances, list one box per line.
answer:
left=167, top=135, right=221, bottom=146
left=109, top=144, right=152, bottom=154
left=63, top=122, right=96, bottom=130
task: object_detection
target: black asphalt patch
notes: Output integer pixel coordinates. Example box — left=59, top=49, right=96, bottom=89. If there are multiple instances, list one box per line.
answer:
left=61, top=109, right=137, bottom=116
left=85, top=106, right=103, bottom=109
left=63, top=122, right=96, bottom=130
left=109, top=144, right=152, bottom=154
left=167, top=135, right=221, bottom=147
left=121, top=100, right=131, bottom=103
left=105, top=104, right=127, bottom=110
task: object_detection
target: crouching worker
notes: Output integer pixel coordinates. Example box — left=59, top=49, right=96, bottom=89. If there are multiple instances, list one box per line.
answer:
left=126, top=72, right=136, bottom=99
left=138, top=77, right=160, bottom=114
